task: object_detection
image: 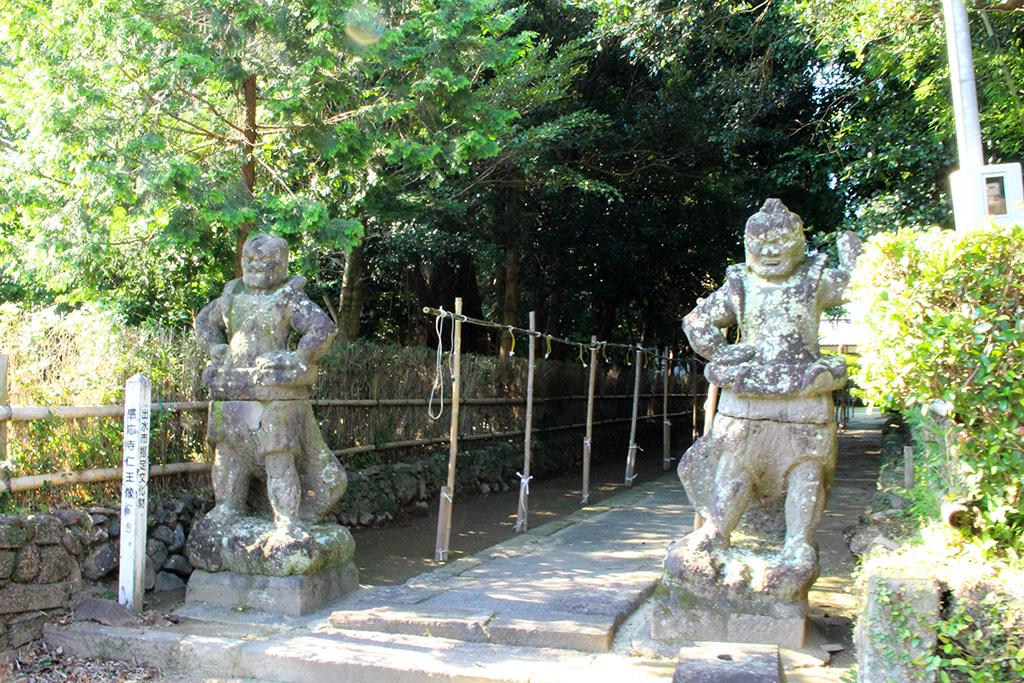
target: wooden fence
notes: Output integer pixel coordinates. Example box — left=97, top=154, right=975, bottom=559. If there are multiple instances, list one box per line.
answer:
left=0, top=352, right=705, bottom=495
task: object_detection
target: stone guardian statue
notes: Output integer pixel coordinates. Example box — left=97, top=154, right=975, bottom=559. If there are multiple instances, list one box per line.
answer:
left=185, top=233, right=357, bottom=614
left=652, top=199, right=861, bottom=650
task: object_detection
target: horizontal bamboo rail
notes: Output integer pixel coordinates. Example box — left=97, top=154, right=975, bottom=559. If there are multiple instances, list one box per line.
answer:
left=0, top=394, right=698, bottom=422
left=0, top=462, right=211, bottom=495
left=0, top=410, right=693, bottom=494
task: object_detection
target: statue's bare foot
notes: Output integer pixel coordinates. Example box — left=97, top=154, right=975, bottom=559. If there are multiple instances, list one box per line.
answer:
left=765, top=541, right=818, bottom=598
left=683, top=524, right=729, bottom=556
left=205, top=504, right=242, bottom=526
left=264, top=524, right=309, bottom=551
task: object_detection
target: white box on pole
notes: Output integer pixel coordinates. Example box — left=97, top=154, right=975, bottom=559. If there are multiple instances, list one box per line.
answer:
left=118, top=374, right=151, bottom=612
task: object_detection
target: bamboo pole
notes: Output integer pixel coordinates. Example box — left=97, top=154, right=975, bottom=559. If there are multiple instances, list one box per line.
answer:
left=0, top=394, right=688, bottom=424
left=515, top=311, right=536, bottom=532
left=582, top=336, right=598, bottom=504
left=1, top=413, right=696, bottom=495
left=0, top=354, right=7, bottom=465
left=0, top=462, right=211, bottom=494
left=662, top=347, right=672, bottom=471
left=434, top=297, right=462, bottom=562
left=4, top=401, right=208, bottom=422
left=624, top=345, right=643, bottom=486
left=691, top=357, right=699, bottom=440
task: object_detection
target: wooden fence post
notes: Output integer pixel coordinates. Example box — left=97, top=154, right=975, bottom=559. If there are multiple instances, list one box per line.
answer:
left=903, top=445, right=915, bottom=488
left=118, top=374, right=151, bottom=613
left=581, top=337, right=598, bottom=504
left=662, top=348, right=672, bottom=471
left=0, top=354, right=8, bottom=466
left=515, top=311, right=536, bottom=532
left=624, top=345, right=642, bottom=486
left=691, top=356, right=699, bottom=440
left=435, top=298, right=462, bottom=562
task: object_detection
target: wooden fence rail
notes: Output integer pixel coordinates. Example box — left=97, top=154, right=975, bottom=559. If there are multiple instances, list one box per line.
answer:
left=0, top=350, right=703, bottom=496
left=0, top=393, right=695, bottom=422
left=0, top=410, right=693, bottom=495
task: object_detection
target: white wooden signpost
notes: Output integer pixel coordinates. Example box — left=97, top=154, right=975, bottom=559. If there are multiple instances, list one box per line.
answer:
left=118, top=374, right=152, bottom=612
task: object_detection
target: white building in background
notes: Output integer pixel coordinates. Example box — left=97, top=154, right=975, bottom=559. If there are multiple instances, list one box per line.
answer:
left=819, top=300, right=871, bottom=354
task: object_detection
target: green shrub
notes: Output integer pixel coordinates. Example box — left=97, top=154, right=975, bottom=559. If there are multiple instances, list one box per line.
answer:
left=851, top=223, right=1024, bottom=559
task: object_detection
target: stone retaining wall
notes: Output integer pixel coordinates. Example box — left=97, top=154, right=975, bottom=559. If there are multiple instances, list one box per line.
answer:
left=0, top=494, right=206, bottom=654
left=0, top=511, right=88, bottom=652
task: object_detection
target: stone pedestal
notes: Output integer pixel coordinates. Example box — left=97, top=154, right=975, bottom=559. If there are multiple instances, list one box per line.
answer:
left=651, top=534, right=815, bottom=650
left=186, top=563, right=359, bottom=615
left=185, top=517, right=358, bottom=614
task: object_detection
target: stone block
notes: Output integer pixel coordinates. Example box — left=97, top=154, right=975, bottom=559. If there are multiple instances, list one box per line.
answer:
left=61, top=529, right=85, bottom=556
left=0, top=551, right=14, bottom=580
left=36, top=546, right=74, bottom=583
left=673, top=642, right=785, bottom=682
left=147, top=538, right=168, bottom=569
left=74, top=598, right=139, bottom=627
left=187, top=517, right=355, bottom=577
left=168, top=524, right=186, bottom=553
left=163, top=554, right=193, bottom=577
left=6, top=612, right=46, bottom=649
left=32, top=517, right=64, bottom=545
left=13, top=544, right=40, bottom=583
left=0, top=522, right=29, bottom=549
left=855, top=576, right=940, bottom=683
left=186, top=561, right=359, bottom=615
left=154, top=571, right=186, bottom=592
left=53, top=510, right=87, bottom=528
left=0, top=580, right=72, bottom=614
left=652, top=581, right=809, bottom=650
left=82, top=543, right=118, bottom=580
left=151, top=525, right=176, bottom=547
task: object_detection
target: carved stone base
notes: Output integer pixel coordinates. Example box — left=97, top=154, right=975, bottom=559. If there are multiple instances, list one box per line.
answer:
left=186, top=516, right=355, bottom=577
left=186, top=562, right=359, bottom=615
left=652, top=535, right=817, bottom=650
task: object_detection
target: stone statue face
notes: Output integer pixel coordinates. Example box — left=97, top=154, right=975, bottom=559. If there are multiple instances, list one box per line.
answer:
left=241, top=234, right=289, bottom=291
left=744, top=224, right=806, bottom=281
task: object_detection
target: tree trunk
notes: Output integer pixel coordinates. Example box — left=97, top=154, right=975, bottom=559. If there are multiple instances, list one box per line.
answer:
left=235, top=73, right=258, bottom=277
left=337, top=244, right=366, bottom=341
left=498, top=244, right=520, bottom=360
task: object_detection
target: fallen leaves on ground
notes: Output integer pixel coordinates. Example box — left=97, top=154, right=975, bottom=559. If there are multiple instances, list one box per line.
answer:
left=2, top=641, right=157, bottom=682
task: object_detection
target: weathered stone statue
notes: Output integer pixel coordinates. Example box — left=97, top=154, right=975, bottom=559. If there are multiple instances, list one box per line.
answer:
left=185, top=233, right=357, bottom=614
left=652, top=199, right=861, bottom=649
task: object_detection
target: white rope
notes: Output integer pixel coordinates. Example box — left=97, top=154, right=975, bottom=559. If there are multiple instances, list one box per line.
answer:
left=663, top=420, right=672, bottom=427
left=580, top=493, right=590, bottom=504
left=514, top=471, right=533, bottom=532
left=441, top=488, right=453, bottom=503
left=583, top=437, right=592, bottom=449
left=436, top=549, right=449, bottom=562
left=425, top=309, right=454, bottom=421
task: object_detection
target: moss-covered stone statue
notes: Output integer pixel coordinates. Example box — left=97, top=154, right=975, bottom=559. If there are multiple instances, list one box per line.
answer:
left=185, top=234, right=357, bottom=614
left=652, top=199, right=861, bottom=650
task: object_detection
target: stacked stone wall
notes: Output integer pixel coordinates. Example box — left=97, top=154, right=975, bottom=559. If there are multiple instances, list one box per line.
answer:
left=0, top=495, right=207, bottom=654
left=0, top=512, right=88, bottom=651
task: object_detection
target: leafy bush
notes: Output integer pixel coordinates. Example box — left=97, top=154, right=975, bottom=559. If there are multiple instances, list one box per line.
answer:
left=851, top=223, right=1024, bottom=558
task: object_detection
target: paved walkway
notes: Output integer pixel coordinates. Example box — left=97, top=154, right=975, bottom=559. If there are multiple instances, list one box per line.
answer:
left=44, top=414, right=883, bottom=682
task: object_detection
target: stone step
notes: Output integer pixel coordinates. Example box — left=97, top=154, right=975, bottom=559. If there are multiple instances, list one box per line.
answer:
left=43, top=620, right=676, bottom=683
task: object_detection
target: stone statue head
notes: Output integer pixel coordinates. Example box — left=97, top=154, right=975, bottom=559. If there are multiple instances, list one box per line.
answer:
left=744, top=198, right=806, bottom=281
left=241, top=233, right=289, bottom=291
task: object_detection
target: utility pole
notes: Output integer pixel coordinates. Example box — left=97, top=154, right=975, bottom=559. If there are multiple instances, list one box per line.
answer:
left=943, top=0, right=987, bottom=231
